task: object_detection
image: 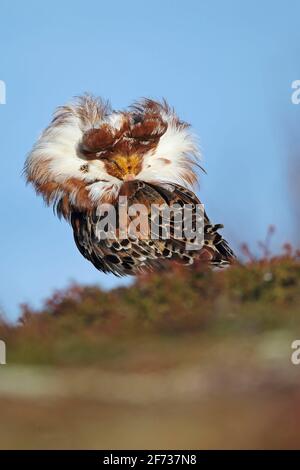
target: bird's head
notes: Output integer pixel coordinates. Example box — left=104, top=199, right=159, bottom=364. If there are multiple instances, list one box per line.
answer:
left=25, top=95, right=201, bottom=218
left=78, top=109, right=167, bottom=182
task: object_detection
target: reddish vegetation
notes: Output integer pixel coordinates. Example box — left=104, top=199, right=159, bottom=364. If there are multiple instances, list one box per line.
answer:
left=0, top=250, right=299, bottom=365
left=1, top=250, right=300, bottom=449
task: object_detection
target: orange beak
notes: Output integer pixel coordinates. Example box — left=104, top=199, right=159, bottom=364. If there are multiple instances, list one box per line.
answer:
left=112, top=154, right=142, bottom=181
left=123, top=174, right=135, bottom=182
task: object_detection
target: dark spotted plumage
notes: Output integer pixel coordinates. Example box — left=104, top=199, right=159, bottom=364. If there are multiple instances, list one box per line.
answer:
left=71, top=181, right=235, bottom=276
left=26, top=95, right=235, bottom=276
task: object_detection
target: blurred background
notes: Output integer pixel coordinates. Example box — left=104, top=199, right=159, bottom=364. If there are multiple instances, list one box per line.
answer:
left=0, top=0, right=300, bottom=321
left=0, top=0, right=300, bottom=450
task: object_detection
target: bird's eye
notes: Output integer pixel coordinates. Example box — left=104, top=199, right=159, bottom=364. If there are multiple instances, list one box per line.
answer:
left=80, top=164, right=89, bottom=173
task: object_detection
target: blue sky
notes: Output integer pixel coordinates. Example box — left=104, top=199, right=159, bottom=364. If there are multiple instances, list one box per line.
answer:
left=0, top=0, right=300, bottom=321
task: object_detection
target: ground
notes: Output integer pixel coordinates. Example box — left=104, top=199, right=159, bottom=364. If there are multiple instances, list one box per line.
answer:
left=0, top=251, right=300, bottom=449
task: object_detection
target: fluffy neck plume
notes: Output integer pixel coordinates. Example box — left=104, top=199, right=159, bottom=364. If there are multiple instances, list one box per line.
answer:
left=25, top=95, right=202, bottom=219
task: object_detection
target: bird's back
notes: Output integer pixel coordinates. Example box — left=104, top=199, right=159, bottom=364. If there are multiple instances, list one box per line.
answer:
left=71, top=181, right=235, bottom=276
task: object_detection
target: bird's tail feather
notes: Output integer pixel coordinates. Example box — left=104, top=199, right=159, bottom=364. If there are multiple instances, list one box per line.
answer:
left=203, top=222, right=236, bottom=267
